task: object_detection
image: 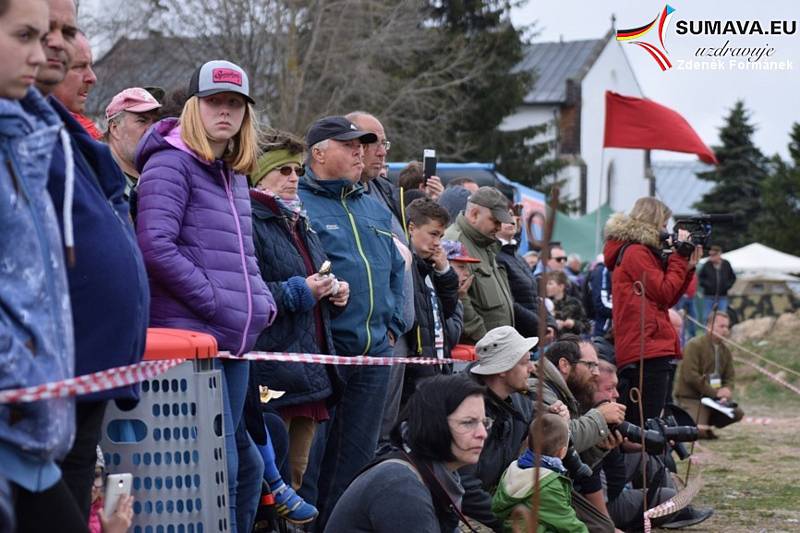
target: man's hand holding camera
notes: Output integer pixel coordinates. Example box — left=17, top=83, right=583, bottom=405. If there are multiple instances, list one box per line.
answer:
left=598, top=429, right=625, bottom=450
left=597, top=401, right=627, bottom=426
left=672, top=228, right=704, bottom=265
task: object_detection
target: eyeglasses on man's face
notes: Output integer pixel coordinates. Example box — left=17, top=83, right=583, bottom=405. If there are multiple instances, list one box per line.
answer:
left=449, top=416, right=493, bottom=434
left=368, top=140, right=391, bottom=152
left=553, top=256, right=568, bottom=263
left=572, top=360, right=599, bottom=371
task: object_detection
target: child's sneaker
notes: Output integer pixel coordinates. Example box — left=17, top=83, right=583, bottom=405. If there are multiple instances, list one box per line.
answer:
left=269, top=479, right=318, bottom=525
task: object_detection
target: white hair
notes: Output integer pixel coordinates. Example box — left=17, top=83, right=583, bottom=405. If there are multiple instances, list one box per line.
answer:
left=568, top=253, right=581, bottom=262
left=312, top=139, right=329, bottom=152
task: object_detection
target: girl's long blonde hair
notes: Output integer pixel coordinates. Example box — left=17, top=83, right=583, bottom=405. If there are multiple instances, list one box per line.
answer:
left=180, top=95, right=258, bottom=174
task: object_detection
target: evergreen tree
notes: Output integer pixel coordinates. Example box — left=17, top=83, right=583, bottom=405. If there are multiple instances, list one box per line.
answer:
left=693, top=101, right=768, bottom=251
left=752, top=123, right=800, bottom=255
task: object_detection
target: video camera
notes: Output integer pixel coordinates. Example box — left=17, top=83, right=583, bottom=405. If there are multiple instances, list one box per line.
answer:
left=661, top=214, right=735, bottom=257
left=616, top=415, right=698, bottom=460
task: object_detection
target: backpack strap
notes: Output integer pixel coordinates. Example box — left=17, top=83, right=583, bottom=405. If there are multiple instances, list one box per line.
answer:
left=615, top=243, right=632, bottom=268
left=357, top=450, right=479, bottom=533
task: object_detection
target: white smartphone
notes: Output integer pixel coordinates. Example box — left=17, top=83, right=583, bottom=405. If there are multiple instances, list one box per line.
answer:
left=104, top=473, right=133, bottom=518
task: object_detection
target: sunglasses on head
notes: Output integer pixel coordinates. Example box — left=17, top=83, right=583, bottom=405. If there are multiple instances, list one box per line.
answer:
left=276, top=165, right=305, bottom=177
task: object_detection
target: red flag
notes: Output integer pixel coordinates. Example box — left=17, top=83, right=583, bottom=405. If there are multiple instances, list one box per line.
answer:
left=603, top=91, right=718, bottom=164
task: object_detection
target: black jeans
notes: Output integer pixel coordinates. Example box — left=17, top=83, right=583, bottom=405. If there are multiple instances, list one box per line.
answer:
left=60, top=400, right=108, bottom=521
left=618, top=357, right=673, bottom=425
left=14, top=479, right=89, bottom=532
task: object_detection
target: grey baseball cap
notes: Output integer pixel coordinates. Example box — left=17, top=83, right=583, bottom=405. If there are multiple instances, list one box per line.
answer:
left=471, top=326, right=538, bottom=375
left=468, top=187, right=513, bottom=224
left=188, top=60, right=254, bottom=104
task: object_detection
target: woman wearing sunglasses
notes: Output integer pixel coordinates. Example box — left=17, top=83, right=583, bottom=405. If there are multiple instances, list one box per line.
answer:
left=246, top=130, right=349, bottom=520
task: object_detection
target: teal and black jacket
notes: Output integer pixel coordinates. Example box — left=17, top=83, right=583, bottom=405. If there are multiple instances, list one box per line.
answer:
left=298, top=168, right=405, bottom=356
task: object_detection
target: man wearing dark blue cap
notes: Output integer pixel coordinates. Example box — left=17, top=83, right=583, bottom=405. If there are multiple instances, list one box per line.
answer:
left=297, top=115, right=406, bottom=527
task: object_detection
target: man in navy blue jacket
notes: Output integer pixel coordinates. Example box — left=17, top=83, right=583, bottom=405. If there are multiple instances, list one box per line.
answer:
left=35, top=0, right=149, bottom=523
left=298, top=116, right=405, bottom=528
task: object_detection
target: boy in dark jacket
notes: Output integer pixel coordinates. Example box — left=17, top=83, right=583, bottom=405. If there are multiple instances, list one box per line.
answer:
left=402, top=198, right=460, bottom=404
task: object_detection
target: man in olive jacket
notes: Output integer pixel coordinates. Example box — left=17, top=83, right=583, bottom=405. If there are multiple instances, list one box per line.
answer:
left=674, top=312, right=744, bottom=437
left=443, top=187, right=515, bottom=344
left=528, top=336, right=626, bottom=467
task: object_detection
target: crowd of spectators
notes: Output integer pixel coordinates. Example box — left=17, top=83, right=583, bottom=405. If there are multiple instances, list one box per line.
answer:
left=1, top=0, right=743, bottom=531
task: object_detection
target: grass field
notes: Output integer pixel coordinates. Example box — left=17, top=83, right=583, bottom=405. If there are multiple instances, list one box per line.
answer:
left=656, top=336, right=800, bottom=532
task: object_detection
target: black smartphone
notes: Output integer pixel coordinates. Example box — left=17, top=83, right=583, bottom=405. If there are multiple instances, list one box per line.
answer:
left=422, top=149, right=437, bottom=186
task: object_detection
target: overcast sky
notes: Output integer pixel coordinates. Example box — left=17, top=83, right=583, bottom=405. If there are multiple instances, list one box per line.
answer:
left=511, top=0, right=800, bottom=160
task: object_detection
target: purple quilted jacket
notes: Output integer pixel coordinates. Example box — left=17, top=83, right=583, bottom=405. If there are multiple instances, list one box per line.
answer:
left=135, top=119, right=275, bottom=354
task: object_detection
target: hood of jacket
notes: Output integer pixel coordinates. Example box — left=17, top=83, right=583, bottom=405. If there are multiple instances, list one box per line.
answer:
left=530, top=358, right=579, bottom=416
left=0, top=88, right=61, bottom=136
left=603, top=212, right=662, bottom=270
left=135, top=118, right=213, bottom=174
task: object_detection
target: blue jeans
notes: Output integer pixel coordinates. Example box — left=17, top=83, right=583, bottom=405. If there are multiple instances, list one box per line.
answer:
left=675, top=296, right=697, bottom=346
left=235, top=423, right=264, bottom=532
left=703, top=296, right=728, bottom=323
left=310, top=365, right=390, bottom=529
left=215, top=358, right=261, bottom=533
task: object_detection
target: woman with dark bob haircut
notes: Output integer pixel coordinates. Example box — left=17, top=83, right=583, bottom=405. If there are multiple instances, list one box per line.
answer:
left=325, top=374, right=488, bottom=532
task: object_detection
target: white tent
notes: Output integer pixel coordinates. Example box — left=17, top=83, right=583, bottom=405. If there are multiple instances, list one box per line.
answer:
left=721, top=243, right=800, bottom=275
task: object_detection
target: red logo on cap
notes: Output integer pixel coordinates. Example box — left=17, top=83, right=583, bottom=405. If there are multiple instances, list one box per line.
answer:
left=212, top=68, right=243, bottom=86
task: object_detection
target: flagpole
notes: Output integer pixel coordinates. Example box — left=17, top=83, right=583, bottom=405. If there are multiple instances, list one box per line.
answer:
left=594, top=147, right=607, bottom=257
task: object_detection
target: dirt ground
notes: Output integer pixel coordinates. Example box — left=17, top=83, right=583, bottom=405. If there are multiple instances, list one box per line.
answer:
left=657, top=406, right=800, bottom=533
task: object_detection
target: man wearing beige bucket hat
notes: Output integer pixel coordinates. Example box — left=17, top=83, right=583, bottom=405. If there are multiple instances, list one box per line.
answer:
left=459, top=326, right=538, bottom=531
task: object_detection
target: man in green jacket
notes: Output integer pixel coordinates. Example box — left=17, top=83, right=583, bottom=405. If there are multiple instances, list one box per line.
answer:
left=674, top=311, right=744, bottom=438
left=443, top=187, right=515, bottom=344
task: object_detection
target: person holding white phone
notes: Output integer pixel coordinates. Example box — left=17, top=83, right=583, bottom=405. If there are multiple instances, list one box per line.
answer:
left=89, top=460, right=134, bottom=533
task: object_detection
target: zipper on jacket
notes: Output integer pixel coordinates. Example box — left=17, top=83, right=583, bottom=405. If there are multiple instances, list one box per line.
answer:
left=341, top=187, right=374, bottom=355
left=223, top=168, right=253, bottom=356
left=369, top=225, right=394, bottom=239
left=5, top=158, right=29, bottom=207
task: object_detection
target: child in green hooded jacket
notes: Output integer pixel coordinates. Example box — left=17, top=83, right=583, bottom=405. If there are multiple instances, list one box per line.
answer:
left=492, top=413, right=588, bottom=533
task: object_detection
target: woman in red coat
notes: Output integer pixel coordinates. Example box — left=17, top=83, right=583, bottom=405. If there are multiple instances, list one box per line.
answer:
left=603, top=197, right=701, bottom=424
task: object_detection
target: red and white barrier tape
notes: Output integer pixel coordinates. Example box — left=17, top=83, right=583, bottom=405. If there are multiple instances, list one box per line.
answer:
left=0, top=350, right=461, bottom=404
left=0, top=359, right=184, bottom=404
left=685, top=315, right=800, bottom=396
left=221, top=350, right=459, bottom=366
left=731, top=354, right=800, bottom=396
left=643, top=474, right=703, bottom=533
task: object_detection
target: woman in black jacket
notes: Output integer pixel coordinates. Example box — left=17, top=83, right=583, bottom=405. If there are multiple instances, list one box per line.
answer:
left=248, top=131, right=349, bottom=492
left=495, top=218, right=557, bottom=339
